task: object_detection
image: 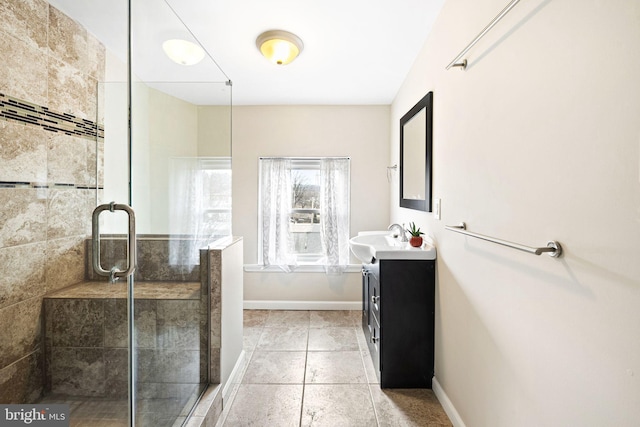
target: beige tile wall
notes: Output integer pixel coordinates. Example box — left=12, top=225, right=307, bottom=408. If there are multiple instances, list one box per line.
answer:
left=0, top=0, right=105, bottom=403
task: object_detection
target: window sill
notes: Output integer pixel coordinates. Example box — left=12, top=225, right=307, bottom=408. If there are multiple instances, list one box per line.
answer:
left=244, top=264, right=362, bottom=273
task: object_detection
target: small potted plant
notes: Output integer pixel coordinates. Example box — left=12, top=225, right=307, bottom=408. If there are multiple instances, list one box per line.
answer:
left=407, top=222, right=424, bottom=248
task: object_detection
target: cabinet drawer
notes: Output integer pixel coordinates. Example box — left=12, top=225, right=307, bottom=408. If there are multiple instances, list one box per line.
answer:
left=368, top=265, right=381, bottom=323
left=370, top=288, right=380, bottom=322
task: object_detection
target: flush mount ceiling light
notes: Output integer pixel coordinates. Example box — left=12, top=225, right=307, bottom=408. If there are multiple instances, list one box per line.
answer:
left=256, top=30, right=304, bottom=65
left=162, top=39, right=205, bottom=66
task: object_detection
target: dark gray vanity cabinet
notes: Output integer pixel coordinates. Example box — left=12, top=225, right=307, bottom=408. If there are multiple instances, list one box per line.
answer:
left=362, top=259, right=435, bottom=388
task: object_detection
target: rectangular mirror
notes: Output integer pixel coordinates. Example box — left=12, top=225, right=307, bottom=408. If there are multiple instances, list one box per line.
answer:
left=400, top=92, right=433, bottom=211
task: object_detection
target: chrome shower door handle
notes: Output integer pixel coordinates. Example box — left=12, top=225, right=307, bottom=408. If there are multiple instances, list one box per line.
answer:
left=92, top=202, right=136, bottom=282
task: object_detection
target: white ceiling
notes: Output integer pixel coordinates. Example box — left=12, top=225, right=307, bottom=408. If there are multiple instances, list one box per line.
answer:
left=47, top=0, right=445, bottom=105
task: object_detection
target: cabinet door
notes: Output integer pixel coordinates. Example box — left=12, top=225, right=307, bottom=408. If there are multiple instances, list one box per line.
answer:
left=362, top=267, right=370, bottom=331
left=367, top=265, right=381, bottom=379
left=379, top=260, right=435, bottom=388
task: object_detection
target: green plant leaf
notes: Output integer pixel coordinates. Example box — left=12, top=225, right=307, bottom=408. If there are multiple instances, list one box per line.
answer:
left=407, top=222, right=424, bottom=236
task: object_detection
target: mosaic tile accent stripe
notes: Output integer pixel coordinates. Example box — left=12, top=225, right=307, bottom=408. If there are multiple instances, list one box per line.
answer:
left=0, top=181, right=102, bottom=190
left=0, top=93, right=104, bottom=140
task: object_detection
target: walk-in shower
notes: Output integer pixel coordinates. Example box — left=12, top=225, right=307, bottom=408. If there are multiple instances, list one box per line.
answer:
left=0, top=0, right=231, bottom=425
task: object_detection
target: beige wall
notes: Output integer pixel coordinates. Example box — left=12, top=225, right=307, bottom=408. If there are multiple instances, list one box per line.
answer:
left=198, top=106, right=232, bottom=157
left=103, top=78, right=232, bottom=234
left=232, top=105, right=391, bottom=306
left=390, top=0, right=640, bottom=425
left=145, top=89, right=199, bottom=234
left=104, top=81, right=200, bottom=235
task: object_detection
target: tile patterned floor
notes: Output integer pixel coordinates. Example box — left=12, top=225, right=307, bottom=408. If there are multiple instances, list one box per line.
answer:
left=216, top=310, right=452, bottom=427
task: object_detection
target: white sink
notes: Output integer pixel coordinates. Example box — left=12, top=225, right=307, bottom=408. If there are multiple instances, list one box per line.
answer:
left=349, top=231, right=437, bottom=264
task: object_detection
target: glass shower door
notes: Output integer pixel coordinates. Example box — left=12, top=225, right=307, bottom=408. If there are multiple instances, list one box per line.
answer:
left=128, top=0, right=232, bottom=425
left=56, top=1, right=232, bottom=425
left=98, top=61, right=232, bottom=427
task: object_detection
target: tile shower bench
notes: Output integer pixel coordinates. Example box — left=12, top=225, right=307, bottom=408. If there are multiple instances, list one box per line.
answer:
left=43, top=281, right=206, bottom=399
left=41, top=236, right=244, bottom=427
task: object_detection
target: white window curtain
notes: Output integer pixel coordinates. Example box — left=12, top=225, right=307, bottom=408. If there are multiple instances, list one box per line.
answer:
left=168, top=157, right=205, bottom=267
left=260, top=157, right=350, bottom=274
left=261, top=158, right=297, bottom=272
left=168, top=157, right=231, bottom=267
left=320, top=158, right=350, bottom=274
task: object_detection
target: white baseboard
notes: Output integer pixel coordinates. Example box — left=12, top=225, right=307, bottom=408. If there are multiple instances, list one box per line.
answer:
left=243, top=300, right=361, bottom=310
left=222, top=350, right=246, bottom=403
left=433, top=377, right=466, bottom=427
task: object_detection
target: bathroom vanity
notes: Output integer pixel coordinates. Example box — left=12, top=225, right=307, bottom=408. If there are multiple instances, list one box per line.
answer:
left=361, top=259, right=435, bottom=388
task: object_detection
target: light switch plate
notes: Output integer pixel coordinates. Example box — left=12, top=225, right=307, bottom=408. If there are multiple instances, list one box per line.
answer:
left=434, top=198, right=441, bottom=220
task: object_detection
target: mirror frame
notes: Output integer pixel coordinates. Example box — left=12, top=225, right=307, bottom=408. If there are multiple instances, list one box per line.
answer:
left=400, top=91, right=433, bottom=211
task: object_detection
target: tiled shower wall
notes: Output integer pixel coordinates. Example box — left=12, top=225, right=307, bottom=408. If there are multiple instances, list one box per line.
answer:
left=0, top=0, right=105, bottom=403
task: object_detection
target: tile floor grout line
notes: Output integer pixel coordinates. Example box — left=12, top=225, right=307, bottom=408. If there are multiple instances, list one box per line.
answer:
left=355, top=318, right=382, bottom=426
left=298, top=311, right=310, bottom=427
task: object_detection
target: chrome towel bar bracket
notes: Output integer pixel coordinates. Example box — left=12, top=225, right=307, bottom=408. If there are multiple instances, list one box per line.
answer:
left=445, top=222, right=563, bottom=258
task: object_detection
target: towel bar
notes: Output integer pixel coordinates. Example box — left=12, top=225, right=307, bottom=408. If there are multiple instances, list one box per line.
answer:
left=445, top=222, right=562, bottom=258
left=446, top=0, right=523, bottom=70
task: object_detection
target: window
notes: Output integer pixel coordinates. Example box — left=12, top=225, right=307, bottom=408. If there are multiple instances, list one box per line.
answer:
left=259, top=157, right=350, bottom=273
left=200, top=158, right=232, bottom=237
left=290, top=160, right=322, bottom=262
left=169, top=157, right=231, bottom=266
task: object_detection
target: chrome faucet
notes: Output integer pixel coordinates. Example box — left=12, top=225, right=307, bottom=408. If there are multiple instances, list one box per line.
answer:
left=388, top=223, right=408, bottom=242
